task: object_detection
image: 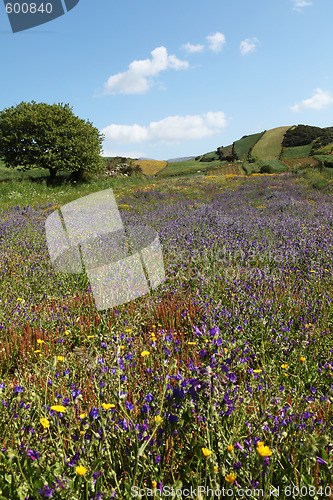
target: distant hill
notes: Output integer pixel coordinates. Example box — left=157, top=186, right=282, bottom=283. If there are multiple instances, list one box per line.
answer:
left=166, top=156, right=197, bottom=163
left=102, top=125, right=333, bottom=180
left=155, top=124, right=333, bottom=179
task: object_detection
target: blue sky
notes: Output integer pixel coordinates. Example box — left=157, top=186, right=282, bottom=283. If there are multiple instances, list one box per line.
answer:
left=1, top=0, right=333, bottom=160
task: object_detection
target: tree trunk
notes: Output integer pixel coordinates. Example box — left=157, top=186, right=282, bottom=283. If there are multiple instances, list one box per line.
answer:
left=49, top=167, right=57, bottom=181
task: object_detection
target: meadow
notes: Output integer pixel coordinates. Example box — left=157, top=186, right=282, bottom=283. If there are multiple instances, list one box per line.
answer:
left=1, top=167, right=333, bottom=499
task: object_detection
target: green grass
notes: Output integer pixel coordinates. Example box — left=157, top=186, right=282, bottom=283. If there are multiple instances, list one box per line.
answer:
left=282, top=142, right=316, bottom=159
left=156, top=158, right=223, bottom=177
left=234, top=132, right=263, bottom=160
left=251, top=126, right=290, bottom=161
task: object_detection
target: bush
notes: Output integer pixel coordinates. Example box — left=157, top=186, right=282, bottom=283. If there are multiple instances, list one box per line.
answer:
left=324, top=157, right=333, bottom=168
left=282, top=125, right=323, bottom=147
left=260, top=164, right=273, bottom=173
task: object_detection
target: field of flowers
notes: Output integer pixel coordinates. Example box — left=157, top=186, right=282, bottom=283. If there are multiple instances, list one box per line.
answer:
left=1, top=171, right=333, bottom=499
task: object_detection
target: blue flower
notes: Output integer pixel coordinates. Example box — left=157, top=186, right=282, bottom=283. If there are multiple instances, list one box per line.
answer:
left=125, top=401, right=134, bottom=411
left=141, top=404, right=148, bottom=414
left=72, top=389, right=81, bottom=399
left=145, top=393, right=154, bottom=402
left=168, top=413, right=178, bottom=423
left=14, top=386, right=23, bottom=393
left=38, top=485, right=54, bottom=498
left=89, top=407, right=100, bottom=419
left=209, top=327, right=220, bottom=337
left=27, top=449, right=40, bottom=460
left=0, top=382, right=5, bottom=389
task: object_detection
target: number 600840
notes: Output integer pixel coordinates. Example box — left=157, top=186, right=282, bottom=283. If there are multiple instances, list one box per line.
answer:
left=5, top=3, right=53, bottom=14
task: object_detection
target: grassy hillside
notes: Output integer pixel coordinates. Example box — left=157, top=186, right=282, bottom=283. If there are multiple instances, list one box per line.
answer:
left=156, top=158, right=223, bottom=178
left=133, top=159, right=167, bottom=175
left=251, top=126, right=290, bottom=161
left=282, top=142, right=316, bottom=159
left=234, top=132, right=264, bottom=160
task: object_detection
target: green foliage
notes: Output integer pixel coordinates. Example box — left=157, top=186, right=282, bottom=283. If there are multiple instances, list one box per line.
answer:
left=0, top=101, right=104, bottom=181
left=282, top=125, right=323, bottom=148
left=323, top=157, right=333, bottom=168
left=260, top=164, right=273, bottom=173
left=234, top=132, right=263, bottom=160
left=216, top=144, right=235, bottom=161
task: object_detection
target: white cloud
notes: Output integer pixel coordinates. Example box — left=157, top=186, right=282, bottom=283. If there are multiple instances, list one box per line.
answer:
left=240, top=37, right=259, bottom=56
left=182, top=42, right=204, bottom=54
left=291, top=88, right=333, bottom=112
left=103, top=46, right=189, bottom=95
left=101, top=111, right=228, bottom=145
left=292, top=0, right=312, bottom=11
left=206, top=32, right=226, bottom=53
left=102, top=149, right=147, bottom=159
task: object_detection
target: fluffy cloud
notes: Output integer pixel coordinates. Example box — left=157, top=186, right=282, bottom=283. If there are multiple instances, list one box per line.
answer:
left=291, top=88, right=333, bottom=112
left=292, top=0, right=312, bottom=11
left=240, top=37, right=259, bottom=56
left=182, top=42, right=204, bottom=54
left=103, top=46, right=189, bottom=95
left=101, top=112, right=228, bottom=145
left=206, top=32, right=226, bottom=52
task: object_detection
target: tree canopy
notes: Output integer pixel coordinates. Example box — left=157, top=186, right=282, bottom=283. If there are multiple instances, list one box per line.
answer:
left=0, top=101, right=105, bottom=180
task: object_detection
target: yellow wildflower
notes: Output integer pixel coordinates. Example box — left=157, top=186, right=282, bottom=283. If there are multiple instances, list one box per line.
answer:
left=125, top=329, right=132, bottom=333
left=102, top=403, right=115, bottom=410
left=50, top=405, right=66, bottom=413
left=80, top=413, right=87, bottom=419
left=64, top=331, right=70, bottom=336
left=40, top=418, right=50, bottom=428
left=37, top=339, right=44, bottom=344
left=225, top=472, right=237, bottom=483
left=152, top=480, right=157, bottom=488
left=188, top=342, right=196, bottom=345
left=281, top=363, right=288, bottom=369
left=253, top=369, right=262, bottom=373
left=257, top=441, right=272, bottom=457
left=34, top=350, right=41, bottom=353
left=227, top=444, right=234, bottom=452
left=214, top=465, right=219, bottom=472
left=57, top=356, right=64, bottom=362
left=300, top=356, right=306, bottom=362
left=76, top=465, right=87, bottom=476
left=154, top=415, right=163, bottom=424
left=202, top=447, right=213, bottom=457
left=141, top=351, right=150, bottom=357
